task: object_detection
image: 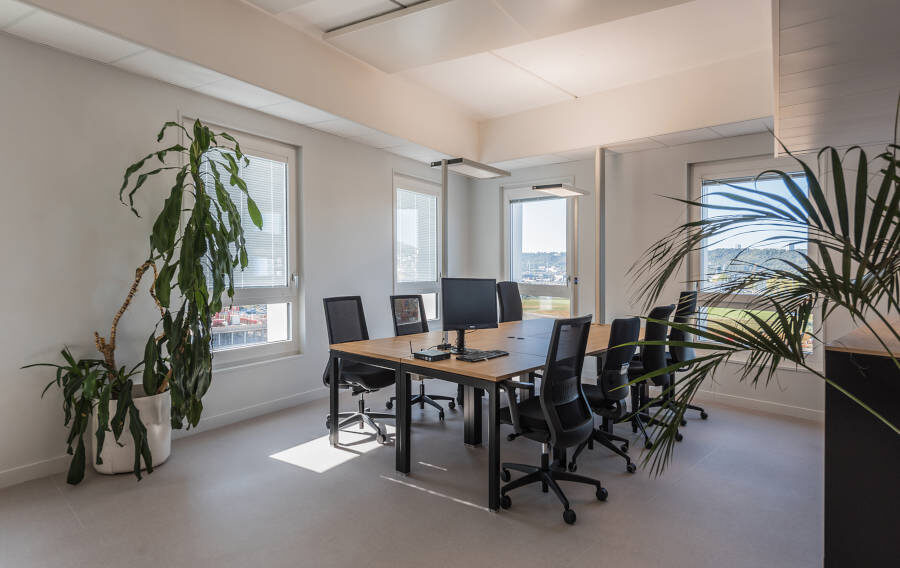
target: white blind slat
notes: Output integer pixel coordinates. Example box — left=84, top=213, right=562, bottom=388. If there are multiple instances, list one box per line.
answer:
left=395, top=188, right=437, bottom=284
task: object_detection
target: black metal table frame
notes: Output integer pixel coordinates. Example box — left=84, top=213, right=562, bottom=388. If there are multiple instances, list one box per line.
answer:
left=328, top=349, right=503, bottom=511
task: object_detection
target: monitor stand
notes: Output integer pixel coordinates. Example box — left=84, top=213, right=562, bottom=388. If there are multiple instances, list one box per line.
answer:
left=450, top=329, right=471, bottom=354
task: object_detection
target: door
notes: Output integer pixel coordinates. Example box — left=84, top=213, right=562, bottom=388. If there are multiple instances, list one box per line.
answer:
left=503, top=185, right=577, bottom=319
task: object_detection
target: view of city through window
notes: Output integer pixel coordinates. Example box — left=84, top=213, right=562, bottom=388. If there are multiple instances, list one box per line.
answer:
left=510, top=197, right=570, bottom=319
left=699, top=174, right=813, bottom=354
left=211, top=303, right=289, bottom=351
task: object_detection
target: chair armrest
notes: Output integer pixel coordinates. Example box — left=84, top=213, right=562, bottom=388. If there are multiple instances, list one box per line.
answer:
left=499, top=381, right=527, bottom=434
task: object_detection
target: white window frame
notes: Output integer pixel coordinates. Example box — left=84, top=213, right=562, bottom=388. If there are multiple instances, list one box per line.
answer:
left=184, top=120, right=300, bottom=366
left=689, top=155, right=821, bottom=369
left=501, top=176, right=578, bottom=317
left=392, top=173, right=442, bottom=321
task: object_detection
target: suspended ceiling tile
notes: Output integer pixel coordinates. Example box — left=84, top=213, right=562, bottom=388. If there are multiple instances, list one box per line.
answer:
left=709, top=118, right=770, bottom=137
left=244, top=0, right=314, bottom=15
left=495, top=0, right=770, bottom=97
left=389, top=142, right=451, bottom=163
left=325, top=0, right=531, bottom=73
left=651, top=127, right=721, bottom=146
left=605, top=138, right=665, bottom=154
left=4, top=9, right=144, bottom=63
left=114, top=49, right=227, bottom=90
left=556, top=147, right=597, bottom=161
left=309, top=118, right=377, bottom=138
left=350, top=130, right=408, bottom=149
left=0, top=0, right=34, bottom=28
left=193, top=77, right=291, bottom=109
left=257, top=100, right=338, bottom=124
left=398, top=52, right=571, bottom=120
left=284, top=0, right=398, bottom=32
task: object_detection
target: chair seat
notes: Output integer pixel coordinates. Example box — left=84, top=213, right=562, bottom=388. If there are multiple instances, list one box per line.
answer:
left=582, top=384, right=621, bottom=417
left=499, top=397, right=549, bottom=433
left=628, top=361, right=669, bottom=387
left=341, top=362, right=396, bottom=391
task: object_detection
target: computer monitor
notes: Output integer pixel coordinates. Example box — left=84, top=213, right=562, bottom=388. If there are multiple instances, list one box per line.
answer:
left=441, top=278, right=497, bottom=353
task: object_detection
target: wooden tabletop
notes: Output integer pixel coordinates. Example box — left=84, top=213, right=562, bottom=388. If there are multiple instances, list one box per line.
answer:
left=330, top=319, right=626, bottom=382
left=825, top=319, right=900, bottom=357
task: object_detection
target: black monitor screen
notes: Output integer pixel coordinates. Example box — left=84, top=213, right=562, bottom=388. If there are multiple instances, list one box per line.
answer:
left=442, top=278, right=498, bottom=331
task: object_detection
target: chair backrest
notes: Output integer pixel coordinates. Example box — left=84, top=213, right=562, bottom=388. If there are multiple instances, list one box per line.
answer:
left=668, top=291, right=698, bottom=364
left=640, top=304, right=676, bottom=373
left=496, top=281, right=523, bottom=322
left=539, top=315, right=595, bottom=449
left=600, top=317, right=641, bottom=401
left=390, top=295, right=429, bottom=336
left=323, top=296, right=369, bottom=345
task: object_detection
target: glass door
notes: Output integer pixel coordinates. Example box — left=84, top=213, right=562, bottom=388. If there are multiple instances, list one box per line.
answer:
left=506, top=190, right=576, bottom=319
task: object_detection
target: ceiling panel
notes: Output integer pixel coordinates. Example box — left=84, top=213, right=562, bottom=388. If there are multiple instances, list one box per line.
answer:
left=651, top=127, right=721, bottom=146
left=309, top=118, right=378, bottom=138
left=399, top=52, right=571, bottom=119
left=0, top=0, right=34, bottom=28
left=709, top=118, right=770, bottom=138
left=193, top=77, right=292, bottom=109
left=114, top=49, right=228, bottom=90
left=495, top=0, right=770, bottom=97
left=244, top=0, right=314, bottom=15
left=389, top=142, right=451, bottom=163
left=4, top=9, right=143, bottom=63
left=257, top=100, right=338, bottom=124
left=605, top=138, right=665, bottom=154
left=350, top=130, right=408, bottom=149
left=283, top=0, right=397, bottom=32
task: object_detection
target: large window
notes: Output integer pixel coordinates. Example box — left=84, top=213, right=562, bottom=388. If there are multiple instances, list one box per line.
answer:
left=198, top=124, right=299, bottom=361
left=691, top=157, right=813, bottom=356
left=394, top=174, right=440, bottom=320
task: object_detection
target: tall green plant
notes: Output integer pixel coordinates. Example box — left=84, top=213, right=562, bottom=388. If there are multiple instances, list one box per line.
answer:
left=628, top=102, right=900, bottom=476
left=27, top=120, right=262, bottom=484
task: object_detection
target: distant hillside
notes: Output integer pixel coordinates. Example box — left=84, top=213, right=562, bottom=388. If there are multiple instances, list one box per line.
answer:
left=706, top=247, right=806, bottom=274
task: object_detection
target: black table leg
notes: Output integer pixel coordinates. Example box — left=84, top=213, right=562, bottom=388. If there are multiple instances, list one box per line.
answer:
left=488, top=383, right=500, bottom=511
left=464, top=386, right=483, bottom=446
left=329, top=353, right=339, bottom=446
left=396, top=369, right=411, bottom=474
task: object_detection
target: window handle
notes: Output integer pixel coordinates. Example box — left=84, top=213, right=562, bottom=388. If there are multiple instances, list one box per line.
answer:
left=290, top=273, right=300, bottom=288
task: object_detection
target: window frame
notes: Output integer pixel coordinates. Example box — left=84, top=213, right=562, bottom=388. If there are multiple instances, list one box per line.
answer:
left=392, top=172, right=442, bottom=322
left=689, top=155, right=821, bottom=368
left=183, top=120, right=300, bottom=366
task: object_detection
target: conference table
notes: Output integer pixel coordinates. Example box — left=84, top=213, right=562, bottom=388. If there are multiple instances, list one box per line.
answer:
left=328, top=318, right=619, bottom=511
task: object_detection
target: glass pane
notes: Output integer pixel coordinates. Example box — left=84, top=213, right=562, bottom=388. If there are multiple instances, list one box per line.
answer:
left=521, top=295, right=570, bottom=319
left=698, top=306, right=814, bottom=355
left=211, top=303, right=290, bottom=351
left=396, top=189, right=438, bottom=284
left=510, top=198, right=567, bottom=285
left=421, top=292, right=437, bottom=321
left=701, top=174, right=808, bottom=294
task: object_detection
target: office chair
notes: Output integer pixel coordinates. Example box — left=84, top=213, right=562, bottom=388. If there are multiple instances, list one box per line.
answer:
left=322, top=296, right=395, bottom=444
left=498, top=315, right=607, bottom=525
left=386, top=295, right=456, bottom=420
left=654, top=291, right=709, bottom=422
left=629, top=304, right=678, bottom=449
left=497, top=281, right=524, bottom=322
left=569, top=317, right=641, bottom=473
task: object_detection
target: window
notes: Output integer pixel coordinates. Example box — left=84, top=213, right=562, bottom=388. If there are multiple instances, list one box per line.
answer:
left=503, top=182, right=577, bottom=319
left=196, top=123, right=299, bottom=361
left=393, top=174, right=440, bottom=320
left=691, top=157, right=814, bottom=356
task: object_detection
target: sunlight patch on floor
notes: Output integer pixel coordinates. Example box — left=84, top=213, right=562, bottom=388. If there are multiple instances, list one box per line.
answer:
left=269, top=424, right=395, bottom=473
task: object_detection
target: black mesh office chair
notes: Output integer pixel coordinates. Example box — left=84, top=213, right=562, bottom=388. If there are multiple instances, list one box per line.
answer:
left=655, top=291, right=709, bottom=421
left=629, top=304, right=678, bottom=449
left=569, top=317, right=641, bottom=473
left=497, top=281, right=524, bottom=322
left=323, top=296, right=395, bottom=444
left=498, top=315, right=607, bottom=525
left=386, top=295, right=455, bottom=420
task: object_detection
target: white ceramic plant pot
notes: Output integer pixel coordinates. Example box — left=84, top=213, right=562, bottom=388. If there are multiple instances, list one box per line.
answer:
left=91, top=385, right=172, bottom=475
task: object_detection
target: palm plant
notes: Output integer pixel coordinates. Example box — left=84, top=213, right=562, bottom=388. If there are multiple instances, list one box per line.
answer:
left=628, top=102, right=900, bottom=476
left=27, top=120, right=262, bottom=484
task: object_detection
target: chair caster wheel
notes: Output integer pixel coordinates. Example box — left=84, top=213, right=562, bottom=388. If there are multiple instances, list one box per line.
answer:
left=325, top=419, right=331, bottom=430
left=376, top=432, right=387, bottom=444
left=596, top=487, right=608, bottom=501
left=438, top=412, right=445, bottom=421
left=701, top=411, right=709, bottom=420
left=680, top=418, right=687, bottom=426
left=500, top=469, right=511, bottom=482
left=567, top=462, right=577, bottom=473
left=563, top=509, right=577, bottom=524
left=507, top=434, right=518, bottom=442
left=385, top=400, right=393, bottom=410
left=626, top=462, right=637, bottom=474
left=675, top=432, right=683, bottom=442
left=621, top=443, right=629, bottom=453
left=500, top=495, right=511, bottom=509
left=448, top=400, right=456, bottom=409
left=645, top=440, right=653, bottom=450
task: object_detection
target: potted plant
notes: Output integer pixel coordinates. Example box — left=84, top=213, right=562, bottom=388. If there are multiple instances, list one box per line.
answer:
left=27, top=120, right=262, bottom=484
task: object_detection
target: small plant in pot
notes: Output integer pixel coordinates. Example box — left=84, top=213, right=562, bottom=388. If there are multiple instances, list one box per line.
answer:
left=26, top=120, right=262, bottom=484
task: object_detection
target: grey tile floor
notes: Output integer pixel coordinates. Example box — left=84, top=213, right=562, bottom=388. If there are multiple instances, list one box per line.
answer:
left=0, top=383, right=824, bottom=568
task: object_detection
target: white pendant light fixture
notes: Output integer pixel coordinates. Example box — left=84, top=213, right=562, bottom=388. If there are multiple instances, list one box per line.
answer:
left=531, top=183, right=588, bottom=197
left=430, top=158, right=510, bottom=179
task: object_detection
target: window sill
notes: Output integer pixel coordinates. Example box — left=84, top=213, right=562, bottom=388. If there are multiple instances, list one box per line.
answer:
left=695, top=347, right=822, bottom=374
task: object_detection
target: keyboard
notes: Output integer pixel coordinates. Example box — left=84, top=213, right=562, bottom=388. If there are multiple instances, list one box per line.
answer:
left=455, top=349, right=509, bottom=362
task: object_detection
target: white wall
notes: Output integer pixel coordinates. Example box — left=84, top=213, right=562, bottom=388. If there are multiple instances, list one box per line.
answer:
left=0, top=33, right=472, bottom=488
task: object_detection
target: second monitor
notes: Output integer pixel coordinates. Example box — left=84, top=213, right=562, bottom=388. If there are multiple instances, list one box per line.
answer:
left=441, top=277, right=499, bottom=355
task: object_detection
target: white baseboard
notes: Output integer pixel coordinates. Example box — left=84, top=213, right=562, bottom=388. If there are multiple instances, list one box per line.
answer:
left=0, top=388, right=329, bottom=490
left=694, top=389, right=824, bottom=422
left=0, top=454, right=69, bottom=490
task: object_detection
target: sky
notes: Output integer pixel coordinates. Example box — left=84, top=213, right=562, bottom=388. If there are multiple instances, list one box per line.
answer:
left=518, top=198, right=567, bottom=252
left=703, top=175, right=809, bottom=250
